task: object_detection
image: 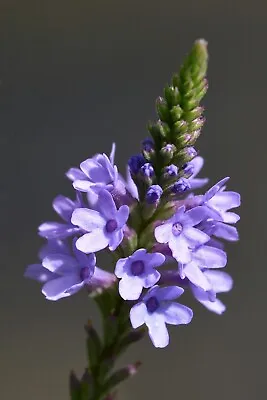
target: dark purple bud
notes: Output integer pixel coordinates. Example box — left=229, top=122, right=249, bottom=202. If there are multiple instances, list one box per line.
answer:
left=128, top=154, right=146, bottom=175
left=164, top=164, right=178, bottom=177
left=142, top=138, right=154, bottom=152
left=171, top=178, right=191, bottom=193
left=140, top=163, right=154, bottom=178
left=145, top=185, right=163, bottom=204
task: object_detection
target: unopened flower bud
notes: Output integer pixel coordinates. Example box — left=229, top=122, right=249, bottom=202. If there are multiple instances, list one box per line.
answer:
left=145, top=185, right=163, bottom=204
left=171, top=178, right=191, bottom=193
left=128, top=154, right=146, bottom=175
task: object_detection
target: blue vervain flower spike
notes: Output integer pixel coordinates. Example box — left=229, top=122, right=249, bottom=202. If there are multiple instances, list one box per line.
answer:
left=25, top=39, right=240, bottom=400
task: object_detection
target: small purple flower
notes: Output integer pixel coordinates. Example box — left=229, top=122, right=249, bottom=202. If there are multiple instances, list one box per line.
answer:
left=128, top=154, right=146, bottom=175
left=38, top=194, right=82, bottom=240
left=25, top=239, right=96, bottom=300
left=164, top=164, right=178, bottom=177
left=145, top=185, right=163, bottom=204
left=199, top=177, right=241, bottom=242
left=190, top=270, right=233, bottom=314
left=71, top=190, right=129, bottom=253
left=115, top=249, right=165, bottom=300
left=67, top=146, right=118, bottom=193
left=203, top=177, right=241, bottom=224
left=130, top=285, right=193, bottom=348
left=140, top=163, right=154, bottom=178
left=178, top=245, right=227, bottom=292
left=154, top=206, right=209, bottom=264
left=188, top=156, right=208, bottom=190
left=171, top=178, right=191, bottom=193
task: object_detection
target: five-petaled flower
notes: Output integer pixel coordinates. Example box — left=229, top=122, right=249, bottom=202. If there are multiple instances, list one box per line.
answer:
left=71, top=190, right=129, bottom=253
left=115, top=249, right=165, bottom=300
left=130, top=285, right=193, bottom=348
left=154, top=205, right=209, bottom=264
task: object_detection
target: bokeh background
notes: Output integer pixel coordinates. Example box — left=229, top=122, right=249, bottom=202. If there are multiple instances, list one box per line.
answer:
left=1, top=1, right=266, bottom=399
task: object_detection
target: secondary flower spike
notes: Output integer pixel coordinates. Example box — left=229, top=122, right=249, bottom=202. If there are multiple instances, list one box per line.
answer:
left=71, top=189, right=129, bottom=253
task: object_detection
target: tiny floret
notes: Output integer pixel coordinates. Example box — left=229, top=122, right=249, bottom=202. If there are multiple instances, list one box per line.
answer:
left=130, top=285, right=193, bottom=348
left=115, top=249, right=165, bottom=300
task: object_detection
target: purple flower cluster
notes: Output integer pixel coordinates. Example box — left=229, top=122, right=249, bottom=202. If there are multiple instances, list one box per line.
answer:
left=25, top=142, right=240, bottom=348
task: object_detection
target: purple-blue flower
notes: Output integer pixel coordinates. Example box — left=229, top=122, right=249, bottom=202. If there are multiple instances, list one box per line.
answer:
left=71, top=190, right=129, bottom=253
left=67, top=146, right=118, bottom=194
left=178, top=245, right=227, bottom=291
left=130, top=285, right=193, bottom=348
left=25, top=239, right=96, bottom=300
left=38, top=194, right=82, bottom=240
left=190, top=270, right=233, bottom=314
left=199, top=177, right=241, bottom=242
left=115, top=249, right=165, bottom=300
left=154, top=205, right=209, bottom=264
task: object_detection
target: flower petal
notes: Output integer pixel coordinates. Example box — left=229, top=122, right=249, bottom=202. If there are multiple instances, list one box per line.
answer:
left=73, top=179, right=92, bottom=192
left=42, top=254, right=78, bottom=273
left=145, top=313, right=169, bottom=348
left=182, top=206, right=207, bottom=226
left=76, top=231, right=109, bottom=253
left=42, top=274, right=81, bottom=300
left=209, top=191, right=241, bottom=211
left=194, top=245, right=227, bottom=268
left=24, top=264, right=57, bottom=282
left=52, top=195, right=76, bottom=222
left=38, top=222, right=80, bottom=239
left=97, top=190, right=117, bottom=219
left=114, top=258, right=128, bottom=278
left=169, top=235, right=191, bottom=264
left=130, top=302, right=147, bottom=328
left=162, top=303, right=193, bottom=325
left=190, top=178, right=209, bottom=190
left=183, top=261, right=211, bottom=291
left=108, top=229, right=123, bottom=251
left=183, top=226, right=210, bottom=246
left=71, top=208, right=106, bottom=231
left=214, top=222, right=239, bottom=241
left=66, top=167, right=87, bottom=181
left=154, top=223, right=173, bottom=243
left=116, top=205, right=130, bottom=228
left=143, top=270, right=161, bottom=288
left=156, top=285, right=184, bottom=301
left=203, top=270, right=233, bottom=293
left=119, top=275, right=143, bottom=300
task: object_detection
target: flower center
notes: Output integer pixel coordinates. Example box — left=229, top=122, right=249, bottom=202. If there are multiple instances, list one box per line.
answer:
left=80, top=267, right=91, bottom=281
left=146, top=296, right=160, bottom=313
left=172, top=222, right=183, bottom=236
left=105, top=219, right=118, bottom=233
left=131, top=260, right=145, bottom=276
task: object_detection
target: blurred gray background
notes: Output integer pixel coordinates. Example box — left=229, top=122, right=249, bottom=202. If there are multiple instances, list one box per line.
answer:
left=0, top=0, right=265, bottom=399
